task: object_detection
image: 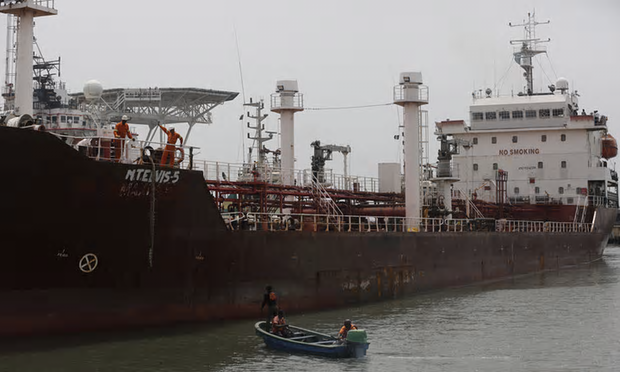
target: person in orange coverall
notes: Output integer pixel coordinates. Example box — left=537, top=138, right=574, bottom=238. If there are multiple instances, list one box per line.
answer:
left=114, top=115, right=134, bottom=162
left=158, top=124, right=183, bottom=166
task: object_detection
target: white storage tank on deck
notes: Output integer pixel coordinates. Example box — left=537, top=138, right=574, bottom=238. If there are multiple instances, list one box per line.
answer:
left=378, top=163, right=402, bottom=193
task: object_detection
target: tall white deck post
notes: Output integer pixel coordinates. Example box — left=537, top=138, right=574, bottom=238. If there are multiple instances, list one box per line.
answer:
left=394, top=72, right=429, bottom=230
left=271, top=80, right=304, bottom=185
left=0, top=1, right=57, bottom=116
left=14, top=10, right=32, bottom=115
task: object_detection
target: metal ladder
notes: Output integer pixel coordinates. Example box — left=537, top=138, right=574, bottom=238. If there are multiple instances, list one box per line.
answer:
left=310, top=175, right=342, bottom=218
left=454, top=187, right=485, bottom=219
left=573, top=196, right=588, bottom=224
left=113, top=91, right=126, bottom=111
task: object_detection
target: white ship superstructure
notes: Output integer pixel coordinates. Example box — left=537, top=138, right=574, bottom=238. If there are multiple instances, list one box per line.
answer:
left=436, top=12, right=618, bottom=208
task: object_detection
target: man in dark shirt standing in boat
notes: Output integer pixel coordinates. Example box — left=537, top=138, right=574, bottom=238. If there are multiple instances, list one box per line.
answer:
left=261, top=285, right=278, bottom=329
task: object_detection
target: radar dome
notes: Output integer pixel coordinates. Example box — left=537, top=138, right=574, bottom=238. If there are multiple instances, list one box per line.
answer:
left=556, top=77, right=569, bottom=91
left=83, top=80, right=103, bottom=101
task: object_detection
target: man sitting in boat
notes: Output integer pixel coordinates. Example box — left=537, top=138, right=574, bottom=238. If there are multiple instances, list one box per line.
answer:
left=272, top=310, right=292, bottom=337
left=338, top=319, right=358, bottom=341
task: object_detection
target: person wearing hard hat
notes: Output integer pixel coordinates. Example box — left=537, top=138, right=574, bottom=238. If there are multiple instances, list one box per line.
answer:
left=158, top=123, right=183, bottom=166
left=113, top=115, right=134, bottom=162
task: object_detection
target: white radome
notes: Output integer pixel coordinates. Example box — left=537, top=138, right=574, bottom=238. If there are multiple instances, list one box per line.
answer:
left=555, top=77, right=569, bottom=91
left=83, top=80, right=103, bottom=101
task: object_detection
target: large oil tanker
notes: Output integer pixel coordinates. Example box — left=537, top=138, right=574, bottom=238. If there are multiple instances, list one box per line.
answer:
left=0, top=4, right=616, bottom=336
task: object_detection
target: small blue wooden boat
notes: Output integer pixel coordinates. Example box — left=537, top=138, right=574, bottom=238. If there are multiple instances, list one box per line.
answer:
left=254, top=321, right=369, bottom=358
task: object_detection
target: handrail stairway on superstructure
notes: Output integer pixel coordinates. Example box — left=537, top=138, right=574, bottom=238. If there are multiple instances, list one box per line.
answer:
left=310, top=175, right=343, bottom=217
left=454, top=186, right=485, bottom=219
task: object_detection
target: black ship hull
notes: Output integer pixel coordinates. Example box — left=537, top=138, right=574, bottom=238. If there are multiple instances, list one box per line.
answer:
left=0, top=127, right=614, bottom=336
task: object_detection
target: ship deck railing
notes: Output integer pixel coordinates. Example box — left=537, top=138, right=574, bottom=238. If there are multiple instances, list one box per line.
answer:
left=190, top=160, right=380, bottom=193
left=221, top=212, right=593, bottom=234
left=496, top=219, right=592, bottom=233
left=57, top=133, right=380, bottom=193
left=57, top=134, right=197, bottom=165
left=453, top=191, right=613, bottom=208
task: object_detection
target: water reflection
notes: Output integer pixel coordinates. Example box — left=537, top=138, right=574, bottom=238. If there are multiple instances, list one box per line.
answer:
left=1, top=248, right=619, bottom=372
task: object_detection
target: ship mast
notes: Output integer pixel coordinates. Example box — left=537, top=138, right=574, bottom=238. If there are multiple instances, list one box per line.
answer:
left=2, top=14, right=17, bottom=111
left=509, top=12, right=549, bottom=95
left=244, top=98, right=273, bottom=169
left=0, top=1, right=57, bottom=116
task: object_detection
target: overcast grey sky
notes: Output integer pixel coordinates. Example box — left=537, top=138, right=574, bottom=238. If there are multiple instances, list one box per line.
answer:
left=11, top=0, right=620, bottom=178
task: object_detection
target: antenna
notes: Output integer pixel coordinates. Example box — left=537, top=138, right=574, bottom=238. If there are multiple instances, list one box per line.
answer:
left=233, top=23, right=246, bottom=103
left=233, top=22, right=247, bottom=163
left=509, top=11, right=550, bottom=95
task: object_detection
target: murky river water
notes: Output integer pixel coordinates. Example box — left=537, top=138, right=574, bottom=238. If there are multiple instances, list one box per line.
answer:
left=2, top=247, right=620, bottom=372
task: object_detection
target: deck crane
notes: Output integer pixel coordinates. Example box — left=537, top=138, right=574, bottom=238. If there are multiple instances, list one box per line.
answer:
left=310, top=140, right=351, bottom=186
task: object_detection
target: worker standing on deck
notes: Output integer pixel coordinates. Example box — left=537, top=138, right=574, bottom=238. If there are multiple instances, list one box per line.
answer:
left=158, top=124, right=183, bottom=166
left=261, top=285, right=278, bottom=329
left=114, top=115, right=134, bottom=162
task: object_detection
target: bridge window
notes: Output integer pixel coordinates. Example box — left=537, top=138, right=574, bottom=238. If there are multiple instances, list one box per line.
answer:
left=512, top=110, right=524, bottom=119
left=539, top=109, right=551, bottom=119
left=499, top=111, right=510, bottom=120
left=51, top=116, right=57, bottom=123
left=559, top=187, right=564, bottom=194
left=473, top=137, right=478, bottom=145
left=60, top=115, right=66, bottom=123
left=525, top=110, right=537, bottom=118
left=552, top=108, right=564, bottom=118
left=491, top=136, right=497, bottom=144
left=538, top=162, right=543, bottom=169
left=472, top=112, right=484, bottom=121
left=561, top=161, right=567, bottom=168
left=561, top=134, right=566, bottom=142
left=485, top=112, right=497, bottom=120
left=541, top=134, right=547, bottom=142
